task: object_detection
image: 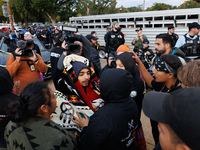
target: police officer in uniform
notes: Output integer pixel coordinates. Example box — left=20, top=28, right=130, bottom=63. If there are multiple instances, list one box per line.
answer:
left=167, top=25, right=179, bottom=47
left=175, top=22, right=200, bottom=60
left=105, top=21, right=125, bottom=58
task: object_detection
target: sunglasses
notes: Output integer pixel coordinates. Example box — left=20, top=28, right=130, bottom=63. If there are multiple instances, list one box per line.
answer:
left=143, top=42, right=149, bottom=44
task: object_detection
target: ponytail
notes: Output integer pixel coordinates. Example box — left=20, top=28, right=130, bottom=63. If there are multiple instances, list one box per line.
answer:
left=7, top=81, right=51, bottom=122
left=7, top=98, right=29, bottom=122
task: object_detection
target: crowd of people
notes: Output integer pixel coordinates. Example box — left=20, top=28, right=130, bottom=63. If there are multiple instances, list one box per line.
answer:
left=0, top=20, right=200, bottom=150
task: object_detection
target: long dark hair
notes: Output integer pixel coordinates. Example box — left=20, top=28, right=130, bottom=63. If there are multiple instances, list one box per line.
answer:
left=7, top=81, right=51, bottom=122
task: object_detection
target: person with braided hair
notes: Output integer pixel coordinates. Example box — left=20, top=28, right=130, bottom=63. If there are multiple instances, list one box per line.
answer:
left=132, top=52, right=183, bottom=148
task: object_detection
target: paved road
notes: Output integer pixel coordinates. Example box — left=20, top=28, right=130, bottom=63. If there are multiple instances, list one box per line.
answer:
left=45, top=59, right=155, bottom=150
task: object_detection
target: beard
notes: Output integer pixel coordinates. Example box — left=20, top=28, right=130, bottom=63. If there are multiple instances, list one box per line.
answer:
left=156, top=48, right=166, bottom=56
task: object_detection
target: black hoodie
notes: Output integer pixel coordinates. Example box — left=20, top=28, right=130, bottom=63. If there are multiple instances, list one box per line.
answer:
left=116, top=52, right=144, bottom=118
left=80, top=69, right=139, bottom=150
left=0, top=67, right=19, bottom=147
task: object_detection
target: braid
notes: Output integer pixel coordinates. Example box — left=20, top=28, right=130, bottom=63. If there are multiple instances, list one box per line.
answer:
left=170, top=79, right=180, bottom=91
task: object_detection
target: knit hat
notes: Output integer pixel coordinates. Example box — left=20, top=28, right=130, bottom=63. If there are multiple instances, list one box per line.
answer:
left=116, top=44, right=130, bottom=53
left=72, top=61, right=90, bottom=76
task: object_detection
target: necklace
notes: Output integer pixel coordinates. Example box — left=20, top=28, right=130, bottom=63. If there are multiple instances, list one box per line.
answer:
left=160, top=85, right=170, bottom=93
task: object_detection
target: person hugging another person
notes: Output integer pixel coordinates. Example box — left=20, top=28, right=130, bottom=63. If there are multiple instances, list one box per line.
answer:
left=4, top=81, right=78, bottom=150
left=52, top=54, right=103, bottom=141
left=73, top=69, right=141, bottom=150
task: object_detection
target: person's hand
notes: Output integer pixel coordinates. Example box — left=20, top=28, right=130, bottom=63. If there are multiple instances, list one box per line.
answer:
left=29, top=51, right=38, bottom=63
left=105, top=53, right=108, bottom=58
left=62, top=40, right=68, bottom=49
left=135, top=36, right=139, bottom=40
left=118, top=35, right=122, bottom=38
left=72, top=112, right=89, bottom=128
left=139, top=49, right=142, bottom=52
left=129, top=51, right=141, bottom=64
left=74, top=32, right=80, bottom=35
left=146, top=51, right=151, bottom=55
left=15, top=48, right=22, bottom=62
left=13, top=80, right=21, bottom=94
left=97, top=79, right=100, bottom=88
left=108, top=57, right=113, bottom=67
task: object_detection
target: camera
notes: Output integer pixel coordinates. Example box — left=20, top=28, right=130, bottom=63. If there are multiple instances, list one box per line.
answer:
left=15, top=40, right=33, bottom=57
left=110, top=57, right=116, bottom=68
left=62, top=25, right=80, bottom=54
left=20, top=49, right=33, bottom=57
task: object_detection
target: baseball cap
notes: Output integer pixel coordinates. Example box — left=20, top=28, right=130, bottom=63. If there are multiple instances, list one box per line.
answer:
left=168, top=25, right=174, bottom=30
left=112, top=21, right=118, bottom=25
left=91, top=31, right=96, bottom=35
left=143, top=39, right=149, bottom=44
left=135, top=27, right=142, bottom=31
left=106, top=26, right=112, bottom=30
left=189, top=22, right=200, bottom=30
left=85, top=34, right=98, bottom=42
left=143, top=87, right=200, bottom=150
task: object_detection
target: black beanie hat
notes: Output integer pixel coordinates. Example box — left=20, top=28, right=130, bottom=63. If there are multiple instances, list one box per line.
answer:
left=72, top=61, right=89, bottom=76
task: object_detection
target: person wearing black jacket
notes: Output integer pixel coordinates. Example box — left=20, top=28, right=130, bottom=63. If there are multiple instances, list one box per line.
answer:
left=73, top=69, right=140, bottom=150
left=85, top=34, right=101, bottom=78
left=167, top=25, right=179, bottom=47
left=105, top=21, right=125, bottom=58
left=138, top=39, right=154, bottom=69
left=0, top=67, right=19, bottom=148
left=50, top=33, right=64, bottom=89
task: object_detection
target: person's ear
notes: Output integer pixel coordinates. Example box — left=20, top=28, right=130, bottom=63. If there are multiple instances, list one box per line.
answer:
left=165, top=43, right=171, bottom=49
left=40, top=104, right=49, bottom=113
left=167, top=73, right=174, bottom=79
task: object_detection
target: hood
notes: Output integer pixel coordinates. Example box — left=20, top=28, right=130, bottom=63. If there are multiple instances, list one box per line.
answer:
left=116, top=52, right=136, bottom=76
left=100, top=68, right=133, bottom=103
left=0, top=67, right=13, bottom=94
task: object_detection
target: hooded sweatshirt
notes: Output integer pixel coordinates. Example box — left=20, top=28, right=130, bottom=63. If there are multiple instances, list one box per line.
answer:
left=80, top=68, right=139, bottom=150
left=0, top=67, right=19, bottom=147
left=116, top=52, right=144, bottom=117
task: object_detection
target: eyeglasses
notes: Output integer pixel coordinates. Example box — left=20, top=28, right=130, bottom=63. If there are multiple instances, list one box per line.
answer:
left=136, top=30, right=139, bottom=32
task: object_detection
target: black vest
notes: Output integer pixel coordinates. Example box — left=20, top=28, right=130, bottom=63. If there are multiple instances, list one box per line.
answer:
left=180, top=34, right=200, bottom=56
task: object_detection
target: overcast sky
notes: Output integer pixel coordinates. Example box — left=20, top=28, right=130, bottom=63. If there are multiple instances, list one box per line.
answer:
left=116, top=0, right=185, bottom=8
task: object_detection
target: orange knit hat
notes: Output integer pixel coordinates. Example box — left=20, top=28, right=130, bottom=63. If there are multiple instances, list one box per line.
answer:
left=116, top=44, right=130, bottom=53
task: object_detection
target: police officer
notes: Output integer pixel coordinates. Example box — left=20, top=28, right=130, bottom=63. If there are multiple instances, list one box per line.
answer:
left=105, top=21, right=125, bottom=58
left=167, top=25, right=179, bottom=47
left=104, top=26, right=112, bottom=43
left=175, top=22, right=200, bottom=60
left=36, top=27, right=42, bottom=41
